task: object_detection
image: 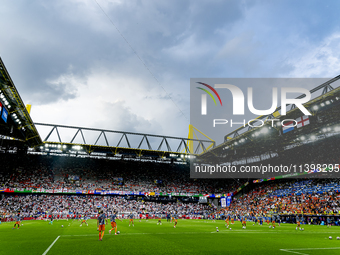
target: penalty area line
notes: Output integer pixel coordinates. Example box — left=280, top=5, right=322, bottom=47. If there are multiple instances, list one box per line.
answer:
left=42, top=236, right=60, bottom=255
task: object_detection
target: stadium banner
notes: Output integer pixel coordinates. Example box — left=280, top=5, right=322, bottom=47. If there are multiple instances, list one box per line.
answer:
left=14, top=188, right=32, bottom=193
left=220, top=197, right=226, bottom=207
left=2, top=188, right=234, bottom=198
left=199, top=196, right=208, bottom=203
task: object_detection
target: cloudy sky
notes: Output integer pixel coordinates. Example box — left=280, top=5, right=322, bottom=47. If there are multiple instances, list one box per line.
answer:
left=1, top=0, right=340, bottom=145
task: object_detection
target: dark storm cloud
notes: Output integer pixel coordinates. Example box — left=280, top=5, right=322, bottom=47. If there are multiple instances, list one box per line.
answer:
left=2, top=0, right=340, bottom=141
left=1, top=0, right=249, bottom=105
left=1, top=0, right=134, bottom=104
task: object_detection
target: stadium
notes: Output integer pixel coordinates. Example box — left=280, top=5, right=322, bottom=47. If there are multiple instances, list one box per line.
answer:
left=2, top=2, right=340, bottom=255
left=1, top=58, right=340, bottom=254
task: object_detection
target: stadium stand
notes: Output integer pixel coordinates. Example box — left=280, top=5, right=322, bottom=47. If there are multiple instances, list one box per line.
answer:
left=1, top=57, right=340, bottom=227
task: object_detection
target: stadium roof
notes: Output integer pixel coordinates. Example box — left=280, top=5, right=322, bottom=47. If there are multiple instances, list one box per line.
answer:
left=0, top=57, right=214, bottom=159
left=198, top=76, right=340, bottom=162
left=30, top=122, right=214, bottom=160
left=0, top=57, right=42, bottom=147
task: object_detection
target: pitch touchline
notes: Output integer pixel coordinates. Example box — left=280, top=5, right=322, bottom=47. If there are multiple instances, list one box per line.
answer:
left=42, top=236, right=60, bottom=255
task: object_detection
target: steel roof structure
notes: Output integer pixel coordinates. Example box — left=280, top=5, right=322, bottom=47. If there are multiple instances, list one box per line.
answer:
left=0, top=57, right=42, bottom=147
left=32, top=122, right=215, bottom=159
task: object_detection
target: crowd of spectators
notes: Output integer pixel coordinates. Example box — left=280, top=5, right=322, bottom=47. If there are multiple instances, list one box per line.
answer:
left=0, top=194, right=214, bottom=219
left=228, top=179, right=340, bottom=216
left=0, top=154, right=242, bottom=195
left=1, top=153, right=340, bottom=221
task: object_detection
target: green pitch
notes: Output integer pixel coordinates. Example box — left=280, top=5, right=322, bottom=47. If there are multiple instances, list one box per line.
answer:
left=1, top=219, right=340, bottom=255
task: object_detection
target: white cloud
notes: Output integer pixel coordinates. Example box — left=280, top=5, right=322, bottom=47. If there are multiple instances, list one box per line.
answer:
left=30, top=67, right=188, bottom=139
left=288, top=32, right=340, bottom=77
left=163, top=35, right=214, bottom=61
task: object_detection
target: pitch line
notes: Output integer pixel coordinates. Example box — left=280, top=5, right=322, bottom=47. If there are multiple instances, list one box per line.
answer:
left=280, top=247, right=340, bottom=255
left=280, top=249, right=307, bottom=255
left=42, top=236, right=60, bottom=255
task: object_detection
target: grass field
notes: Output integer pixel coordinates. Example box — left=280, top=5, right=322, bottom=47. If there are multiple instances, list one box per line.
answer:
left=1, top=219, right=340, bottom=255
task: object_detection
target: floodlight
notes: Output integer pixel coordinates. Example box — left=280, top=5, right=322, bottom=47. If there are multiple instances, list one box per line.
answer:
left=261, top=127, right=269, bottom=134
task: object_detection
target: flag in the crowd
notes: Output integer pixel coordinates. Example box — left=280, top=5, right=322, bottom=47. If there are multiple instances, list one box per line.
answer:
left=0, top=101, right=2, bottom=113
left=282, top=121, right=295, bottom=133
left=1, top=107, right=8, bottom=123
left=296, top=116, right=310, bottom=128
left=226, top=196, right=232, bottom=207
